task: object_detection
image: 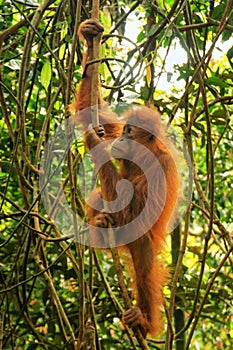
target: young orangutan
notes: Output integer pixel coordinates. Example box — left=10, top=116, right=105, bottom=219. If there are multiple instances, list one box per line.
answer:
left=69, top=19, right=179, bottom=338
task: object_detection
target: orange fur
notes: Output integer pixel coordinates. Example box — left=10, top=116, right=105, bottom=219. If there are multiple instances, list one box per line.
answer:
left=70, top=19, right=179, bottom=338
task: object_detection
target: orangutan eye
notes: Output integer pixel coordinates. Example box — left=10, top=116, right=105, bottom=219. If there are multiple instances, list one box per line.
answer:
left=149, top=134, right=155, bottom=142
left=124, top=125, right=133, bottom=136
left=127, top=126, right=132, bottom=134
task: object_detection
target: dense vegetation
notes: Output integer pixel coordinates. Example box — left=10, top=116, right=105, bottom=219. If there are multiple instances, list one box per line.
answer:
left=0, top=0, right=232, bottom=349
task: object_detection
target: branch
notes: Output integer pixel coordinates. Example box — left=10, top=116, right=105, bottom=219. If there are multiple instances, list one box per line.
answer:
left=90, top=0, right=101, bottom=127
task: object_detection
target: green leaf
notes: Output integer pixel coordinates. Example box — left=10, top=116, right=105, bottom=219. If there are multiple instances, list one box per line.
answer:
left=41, top=61, right=52, bottom=91
left=140, top=86, right=149, bottom=100
left=205, top=76, right=229, bottom=88
left=222, top=29, right=232, bottom=42
left=137, top=31, right=145, bottom=42
left=59, top=43, right=66, bottom=60
left=212, top=4, right=225, bottom=21
left=147, top=24, right=159, bottom=37
left=211, top=109, right=227, bottom=125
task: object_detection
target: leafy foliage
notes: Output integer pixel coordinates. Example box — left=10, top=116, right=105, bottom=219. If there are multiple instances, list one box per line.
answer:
left=0, top=0, right=233, bottom=349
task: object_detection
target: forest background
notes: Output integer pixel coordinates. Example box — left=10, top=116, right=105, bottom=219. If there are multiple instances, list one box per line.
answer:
left=0, top=0, right=233, bottom=349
